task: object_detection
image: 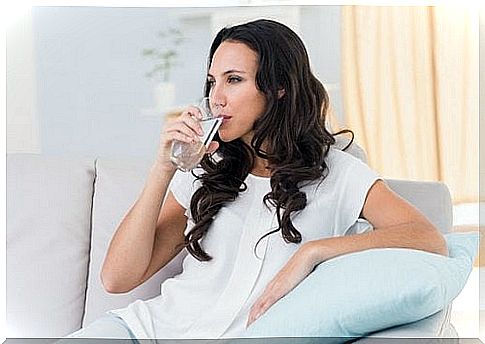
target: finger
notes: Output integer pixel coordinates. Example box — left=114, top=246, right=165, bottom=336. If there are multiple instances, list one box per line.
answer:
left=166, top=131, right=196, bottom=144
left=180, top=111, right=204, bottom=136
left=206, top=141, right=220, bottom=154
left=249, top=302, right=264, bottom=319
left=246, top=308, right=262, bottom=328
left=246, top=311, right=256, bottom=328
left=252, top=296, right=274, bottom=319
left=166, top=122, right=201, bottom=141
left=247, top=304, right=258, bottom=322
left=185, top=105, right=203, bottom=120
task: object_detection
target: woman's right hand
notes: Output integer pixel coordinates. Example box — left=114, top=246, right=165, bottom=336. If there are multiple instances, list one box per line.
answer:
left=155, top=106, right=219, bottom=172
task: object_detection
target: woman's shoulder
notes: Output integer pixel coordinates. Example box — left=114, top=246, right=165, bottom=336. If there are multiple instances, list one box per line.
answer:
left=299, top=146, right=378, bottom=198
left=169, top=168, right=207, bottom=210
left=326, top=146, right=366, bottom=170
left=311, top=146, right=375, bottom=189
left=170, top=167, right=206, bottom=193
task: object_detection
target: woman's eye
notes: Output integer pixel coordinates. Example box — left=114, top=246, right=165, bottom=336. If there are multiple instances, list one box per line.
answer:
left=207, top=80, right=215, bottom=87
left=228, top=76, right=242, bottom=83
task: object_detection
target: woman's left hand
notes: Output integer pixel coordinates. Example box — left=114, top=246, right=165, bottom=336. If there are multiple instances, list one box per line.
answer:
left=246, top=242, right=319, bottom=328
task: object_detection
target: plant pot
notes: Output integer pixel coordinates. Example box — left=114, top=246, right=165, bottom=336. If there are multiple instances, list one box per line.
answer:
left=154, top=82, right=176, bottom=113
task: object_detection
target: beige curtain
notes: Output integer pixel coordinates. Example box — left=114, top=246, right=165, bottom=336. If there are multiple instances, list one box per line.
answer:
left=341, top=6, right=479, bottom=204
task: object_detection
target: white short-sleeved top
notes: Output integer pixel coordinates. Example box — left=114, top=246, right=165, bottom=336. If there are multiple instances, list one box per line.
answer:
left=109, top=147, right=381, bottom=339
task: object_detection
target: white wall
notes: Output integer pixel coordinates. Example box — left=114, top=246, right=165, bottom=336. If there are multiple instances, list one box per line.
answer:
left=7, top=8, right=41, bottom=154
left=6, top=5, right=342, bottom=159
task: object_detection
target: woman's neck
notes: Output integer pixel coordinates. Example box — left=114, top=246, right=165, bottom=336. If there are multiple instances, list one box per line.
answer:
left=251, top=157, right=271, bottom=177
left=242, top=134, right=272, bottom=177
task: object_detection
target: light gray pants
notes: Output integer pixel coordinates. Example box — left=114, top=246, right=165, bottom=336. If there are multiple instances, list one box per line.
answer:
left=55, top=313, right=139, bottom=343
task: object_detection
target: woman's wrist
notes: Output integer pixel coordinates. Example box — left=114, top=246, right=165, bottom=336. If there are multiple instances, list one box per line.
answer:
left=152, top=156, right=177, bottom=174
left=149, top=159, right=178, bottom=187
left=300, top=240, right=328, bottom=268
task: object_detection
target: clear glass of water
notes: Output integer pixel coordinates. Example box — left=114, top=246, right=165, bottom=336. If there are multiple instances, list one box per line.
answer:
left=170, top=97, right=222, bottom=172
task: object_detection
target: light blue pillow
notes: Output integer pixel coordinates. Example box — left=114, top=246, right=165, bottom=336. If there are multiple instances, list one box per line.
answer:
left=243, top=232, right=478, bottom=340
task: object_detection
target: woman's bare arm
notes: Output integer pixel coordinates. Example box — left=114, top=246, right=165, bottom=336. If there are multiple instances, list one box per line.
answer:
left=100, top=105, right=216, bottom=294
left=247, top=180, right=448, bottom=326
left=100, top=162, right=187, bottom=294
left=306, top=180, right=448, bottom=263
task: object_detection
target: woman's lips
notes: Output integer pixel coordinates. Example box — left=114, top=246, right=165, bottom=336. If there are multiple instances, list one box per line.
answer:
left=217, top=115, right=232, bottom=124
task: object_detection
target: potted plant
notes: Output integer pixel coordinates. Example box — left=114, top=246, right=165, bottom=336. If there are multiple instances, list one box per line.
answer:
left=142, top=27, right=184, bottom=113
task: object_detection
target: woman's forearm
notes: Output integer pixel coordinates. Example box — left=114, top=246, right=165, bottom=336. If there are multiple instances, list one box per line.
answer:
left=306, top=221, right=448, bottom=267
left=100, top=161, right=176, bottom=293
left=247, top=222, right=448, bottom=326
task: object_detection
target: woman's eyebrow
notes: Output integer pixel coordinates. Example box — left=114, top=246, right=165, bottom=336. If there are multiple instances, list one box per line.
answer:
left=207, top=69, right=247, bottom=78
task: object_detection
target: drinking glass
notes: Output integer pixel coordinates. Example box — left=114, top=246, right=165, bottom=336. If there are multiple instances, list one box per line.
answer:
left=170, top=97, right=222, bottom=172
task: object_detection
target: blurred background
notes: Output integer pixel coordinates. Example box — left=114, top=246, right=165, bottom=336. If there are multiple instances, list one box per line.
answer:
left=7, top=4, right=480, bottom=202
left=5, top=1, right=482, bottom=337
left=6, top=5, right=344, bottom=159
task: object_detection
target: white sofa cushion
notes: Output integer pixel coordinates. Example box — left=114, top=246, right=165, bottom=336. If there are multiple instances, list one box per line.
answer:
left=6, top=154, right=95, bottom=337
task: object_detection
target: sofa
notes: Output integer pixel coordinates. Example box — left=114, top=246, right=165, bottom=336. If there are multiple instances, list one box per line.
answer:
left=6, top=140, right=459, bottom=341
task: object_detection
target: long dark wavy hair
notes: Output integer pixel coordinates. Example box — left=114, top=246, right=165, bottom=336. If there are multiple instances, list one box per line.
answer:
left=183, top=19, right=353, bottom=261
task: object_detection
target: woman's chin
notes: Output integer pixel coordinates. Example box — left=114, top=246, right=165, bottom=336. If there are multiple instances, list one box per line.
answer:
left=218, top=128, right=253, bottom=144
left=217, top=131, right=236, bottom=143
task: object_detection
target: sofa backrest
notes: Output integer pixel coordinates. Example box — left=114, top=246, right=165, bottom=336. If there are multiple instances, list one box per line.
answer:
left=6, top=141, right=453, bottom=338
left=6, top=154, right=95, bottom=338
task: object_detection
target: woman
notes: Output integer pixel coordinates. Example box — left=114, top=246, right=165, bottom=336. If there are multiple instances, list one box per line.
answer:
left=62, top=19, right=447, bottom=341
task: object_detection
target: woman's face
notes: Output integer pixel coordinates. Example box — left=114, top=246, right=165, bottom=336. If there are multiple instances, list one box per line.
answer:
left=207, top=41, right=267, bottom=144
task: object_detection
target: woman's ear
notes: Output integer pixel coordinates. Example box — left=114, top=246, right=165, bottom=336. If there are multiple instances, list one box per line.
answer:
left=277, top=88, right=285, bottom=99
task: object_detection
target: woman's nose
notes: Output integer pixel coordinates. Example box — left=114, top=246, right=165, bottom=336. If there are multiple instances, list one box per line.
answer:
left=209, top=84, right=226, bottom=110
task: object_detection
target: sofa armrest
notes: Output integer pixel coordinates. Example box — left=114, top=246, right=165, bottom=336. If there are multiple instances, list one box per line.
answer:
left=385, top=179, right=453, bottom=234
left=333, top=138, right=453, bottom=234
